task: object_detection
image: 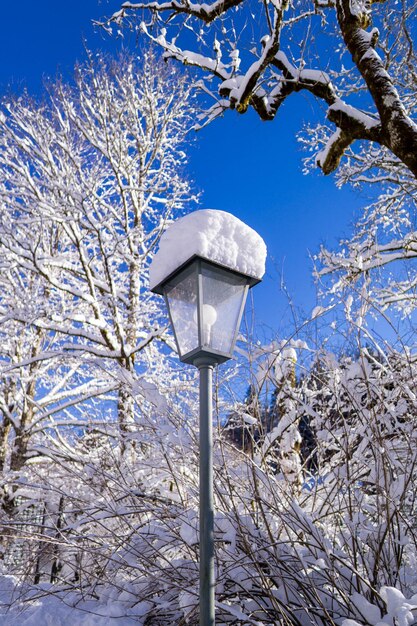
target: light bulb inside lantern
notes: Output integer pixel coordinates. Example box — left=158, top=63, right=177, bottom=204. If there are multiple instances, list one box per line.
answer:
left=194, top=304, right=218, bottom=346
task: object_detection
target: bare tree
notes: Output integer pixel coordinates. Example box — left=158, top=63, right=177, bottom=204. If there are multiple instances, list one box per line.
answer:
left=308, top=139, right=417, bottom=314
left=0, top=50, right=196, bottom=464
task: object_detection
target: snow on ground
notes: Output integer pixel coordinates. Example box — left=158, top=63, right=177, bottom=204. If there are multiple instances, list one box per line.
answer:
left=0, top=576, right=143, bottom=626
left=149, top=209, right=267, bottom=290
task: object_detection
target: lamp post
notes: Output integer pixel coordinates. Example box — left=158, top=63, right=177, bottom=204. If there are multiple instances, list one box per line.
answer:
left=151, top=255, right=260, bottom=626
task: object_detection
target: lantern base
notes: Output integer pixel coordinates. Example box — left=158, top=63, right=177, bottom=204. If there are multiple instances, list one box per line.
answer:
left=179, top=347, right=233, bottom=366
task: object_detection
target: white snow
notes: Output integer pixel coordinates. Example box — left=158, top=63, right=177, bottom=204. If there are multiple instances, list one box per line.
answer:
left=299, top=69, right=331, bottom=85
left=179, top=510, right=199, bottom=545
left=273, top=346, right=297, bottom=382
left=149, top=209, right=266, bottom=289
left=242, top=413, right=258, bottom=425
left=275, top=50, right=296, bottom=75
left=349, top=0, right=369, bottom=17
left=0, top=576, right=141, bottom=626
left=351, top=591, right=381, bottom=623
left=311, top=305, right=326, bottom=319
left=140, top=23, right=230, bottom=79
left=360, top=48, right=382, bottom=62
left=328, top=99, right=380, bottom=130
left=316, top=127, right=342, bottom=168
left=342, top=587, right=417, bottom=626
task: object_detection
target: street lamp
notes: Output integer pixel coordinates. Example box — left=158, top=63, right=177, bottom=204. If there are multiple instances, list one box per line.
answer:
left=151, top=257, right=259, bottom=365
left=149, top=210, right=265, bottom=626
left=151, top=256, right=259, bottom=625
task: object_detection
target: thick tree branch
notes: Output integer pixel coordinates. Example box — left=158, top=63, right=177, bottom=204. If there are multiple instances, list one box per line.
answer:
left=113, top=0, right=245, bottom=24
left=110, top=0, right=417, bottom=178
left=336, top=0, right=417, bottom=178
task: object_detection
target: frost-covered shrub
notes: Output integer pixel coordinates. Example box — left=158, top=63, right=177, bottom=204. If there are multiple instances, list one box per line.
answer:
left=2, top=341, right=417, bottom=625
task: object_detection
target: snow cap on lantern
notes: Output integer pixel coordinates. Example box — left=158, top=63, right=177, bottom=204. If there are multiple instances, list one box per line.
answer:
left=149, top=209, right=266, bottom=291
left=150, top=209, right=266, bottom=365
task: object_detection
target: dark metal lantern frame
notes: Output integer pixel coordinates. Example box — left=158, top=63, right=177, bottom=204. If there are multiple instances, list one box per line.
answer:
left=151, top=255, right=260, bottom=365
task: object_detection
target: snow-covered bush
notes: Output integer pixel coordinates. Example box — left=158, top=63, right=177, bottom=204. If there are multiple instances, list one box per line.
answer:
left=2, top=335, right=417, bottom=625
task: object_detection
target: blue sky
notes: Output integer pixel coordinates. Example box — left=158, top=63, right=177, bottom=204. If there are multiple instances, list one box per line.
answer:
left=0, top=0, right=364, bottom=334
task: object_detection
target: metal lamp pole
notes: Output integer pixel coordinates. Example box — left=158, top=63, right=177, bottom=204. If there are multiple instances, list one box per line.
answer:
left=195, top=357, right=216, bottom=626
left=150, top=247, right=263, bottom=625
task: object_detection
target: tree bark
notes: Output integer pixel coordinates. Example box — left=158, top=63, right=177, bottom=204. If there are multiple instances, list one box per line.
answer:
left=336, top=0, right=417, bottom=178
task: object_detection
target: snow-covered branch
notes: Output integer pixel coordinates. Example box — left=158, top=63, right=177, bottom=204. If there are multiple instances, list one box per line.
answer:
left=105, top=0, right=417, bottom=176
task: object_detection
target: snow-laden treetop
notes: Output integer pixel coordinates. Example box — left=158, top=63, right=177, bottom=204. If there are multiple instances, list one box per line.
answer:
left=149, top=209, right=267, bottom=290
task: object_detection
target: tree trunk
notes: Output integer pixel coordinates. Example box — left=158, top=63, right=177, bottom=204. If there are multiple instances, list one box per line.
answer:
left=118, top=369, right=137, bottom=459
left=0, top=416, right=11, bottom=472
left=337, top=0, right=417, bottom=178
